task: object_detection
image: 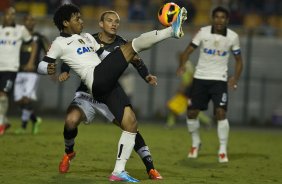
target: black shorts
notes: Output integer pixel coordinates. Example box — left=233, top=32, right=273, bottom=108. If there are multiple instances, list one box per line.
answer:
left=94, top=83, right=131, bottom=124
left=0, top=71, right=17, bottom=94
left=188, top=78, right=228, bottom=111
left=92, top=47, right=128, bottom=97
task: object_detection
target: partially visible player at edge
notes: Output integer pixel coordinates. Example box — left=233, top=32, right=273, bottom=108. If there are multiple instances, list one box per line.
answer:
left=37, top=4, right=187, bottom=182
left=177, top=6, right=243, bottom=163
left=58, top=10, right=162, bottom=180
left=0, top=7, right=36, bottom=135
left=14, top=14, right=49, bottom=134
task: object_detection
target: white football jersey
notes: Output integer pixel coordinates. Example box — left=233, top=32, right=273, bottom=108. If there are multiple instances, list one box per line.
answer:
left=45, top=33, right=101, bottom=93
left=192, top=26, right=241, bottom=81
left=0, top=25, right=32, bottom=71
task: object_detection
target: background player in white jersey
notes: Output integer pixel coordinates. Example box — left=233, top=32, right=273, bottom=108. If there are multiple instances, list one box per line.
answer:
left=57, top=10, right=162, bottom=180
left=0, top=7, right=36, bottom=135
left=37, top=4, right=187, bottom=182
left=14, top=14, right=49, bottom=134
left=177, top=6, right=243, bottom=163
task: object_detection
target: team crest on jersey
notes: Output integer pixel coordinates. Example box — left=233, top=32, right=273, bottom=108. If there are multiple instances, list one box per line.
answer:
left=214, top=41, right=219, bottom=47
left=5, top=32, right=10, bottom=36
left=78, top=39, right=85, bottom=44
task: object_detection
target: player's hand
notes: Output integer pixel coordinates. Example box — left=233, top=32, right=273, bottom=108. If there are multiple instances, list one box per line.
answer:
left=146, top=74, right=157, bottom=86
left=58, top=72, right=70, bottom=82
left=176, top=65, right=186, bottom=76
left=228, top=76, right=238, bottom=90
left=47, top=63, right=56, bottom=75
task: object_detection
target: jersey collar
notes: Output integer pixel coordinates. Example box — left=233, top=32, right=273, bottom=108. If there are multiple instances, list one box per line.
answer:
left=60, top=32, right=72, bottom=37
left=211, top=26, right=227, bottom=36
left=2, top=23, right=16, bottom=28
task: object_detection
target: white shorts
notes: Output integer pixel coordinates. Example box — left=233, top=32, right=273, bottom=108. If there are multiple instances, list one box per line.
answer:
left=70, top=91, right=115, bottom=124
left=14, top=72, right=39, bottom=102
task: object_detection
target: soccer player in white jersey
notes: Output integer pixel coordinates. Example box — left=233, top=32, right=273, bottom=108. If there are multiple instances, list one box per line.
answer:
left=0, top=7, right=36, bottom=135
left=177, top=6, right=243, bottom=163
left=37, top=4, right=187, bottom=182
left=57, top=10, right=162, bottom=180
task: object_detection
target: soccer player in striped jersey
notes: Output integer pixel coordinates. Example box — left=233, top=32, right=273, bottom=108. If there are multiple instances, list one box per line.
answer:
left=0, top=7, right=36, bottom=135
left=57, top=10, right=162, bottom=180
left=14, top=14, right=49, bottom=135
left=38, top=4, right=187, bottom=182
left=177, top=6, right=243, bottom=163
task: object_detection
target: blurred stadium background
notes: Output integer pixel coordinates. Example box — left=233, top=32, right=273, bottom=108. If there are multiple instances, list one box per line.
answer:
left=1, top=0, right=282, bottom=126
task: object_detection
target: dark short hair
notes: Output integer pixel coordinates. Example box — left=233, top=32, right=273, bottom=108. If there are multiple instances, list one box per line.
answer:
left=212, top=6, right=229, bottom=18
left=53, top=4, right=80, bottom=31
left=100, top=10, right=119, bottom=21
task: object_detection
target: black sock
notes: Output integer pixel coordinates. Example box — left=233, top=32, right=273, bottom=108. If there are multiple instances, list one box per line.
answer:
left=21, top=121, right=28, bottom=129
left=134, top=131, right=154, bottom=173
left=63, top=126, right=78, bottom=154
left=30, top=113, right=37, bottom=123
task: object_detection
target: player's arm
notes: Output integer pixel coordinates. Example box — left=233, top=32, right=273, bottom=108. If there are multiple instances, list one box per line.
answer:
left=58, top=63, right=71, bottom=82
left=37, top=40, right=61, bottom=75
left=177, top=43, right=196, bottom=75
left=178, top=29, right=202, bottom=75
left=131, top=55, right=157, bottom=86
left=229, top=53, right=243, bottom=90
left=228, top=35, right=243, bottom=90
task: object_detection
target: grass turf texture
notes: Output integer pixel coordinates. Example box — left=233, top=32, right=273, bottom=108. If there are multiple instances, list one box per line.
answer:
left=0, top=118, right=282, bottom=184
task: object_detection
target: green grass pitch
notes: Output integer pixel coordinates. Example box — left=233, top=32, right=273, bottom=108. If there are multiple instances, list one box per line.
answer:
left=0, top=118, right=281, bottom=184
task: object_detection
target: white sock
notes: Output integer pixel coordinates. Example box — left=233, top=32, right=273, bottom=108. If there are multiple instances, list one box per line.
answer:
left=217, top=119, right=230, bottom=154
left=113, top=131, right=136, bottom=174
left=0, top=95, right=8, bottom=124
left=22, top=109, right=32, bottom=122
left=132, top=27, right=173, bottom=53
left=187, top=118, right=201, bottom=147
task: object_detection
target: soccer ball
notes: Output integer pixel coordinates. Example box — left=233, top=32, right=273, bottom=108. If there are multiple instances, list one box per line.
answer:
left=158, top=2, right=180, bottom=27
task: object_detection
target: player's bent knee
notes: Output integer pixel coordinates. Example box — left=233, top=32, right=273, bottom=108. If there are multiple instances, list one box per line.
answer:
left=65, top=111, right=82, bottom=129
left=215, top=108, right=226, bottom=120
left=187, top=110, right=199, bottom=119
left=121, top=108, right=138, bottom=132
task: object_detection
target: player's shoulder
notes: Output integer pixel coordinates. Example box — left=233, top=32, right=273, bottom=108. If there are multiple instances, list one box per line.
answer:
left=227, top=28, right=239, bottom=38
left=92, top=32, right=99, bottom=39
left=115, top=35, right=128, bottom=44
left=200, top=25, right=212, bottom=32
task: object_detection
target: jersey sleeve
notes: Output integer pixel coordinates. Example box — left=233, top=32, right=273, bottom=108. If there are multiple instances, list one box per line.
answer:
left=21, top=26, right=32, bottom=42
left=86, top=33, right=101, bottom=51
left=191, top=29, right=203, bottom=46
left=231, top=34, right=241, bottom=55
left=45, top=39, right=63, bottom=60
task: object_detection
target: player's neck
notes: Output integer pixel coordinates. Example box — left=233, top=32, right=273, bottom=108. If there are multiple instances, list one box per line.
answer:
left=98, top=32, right=116, bottom=44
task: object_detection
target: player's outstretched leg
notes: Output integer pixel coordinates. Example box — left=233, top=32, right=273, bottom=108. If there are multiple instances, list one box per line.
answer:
left=171, top=7, right=187, bottom=38
left=131, top=7, right=187, bottom=54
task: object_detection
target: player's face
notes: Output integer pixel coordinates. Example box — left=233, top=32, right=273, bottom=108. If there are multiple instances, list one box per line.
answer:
left=101, top=13, right=120, bottom=35
left=4, top=7, right=16, bottom=26
left=65, top=12, right=83, bottom=34
left=212, top=11, right=228, bottom=32
left=24, top=15, right=35, bottom=32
